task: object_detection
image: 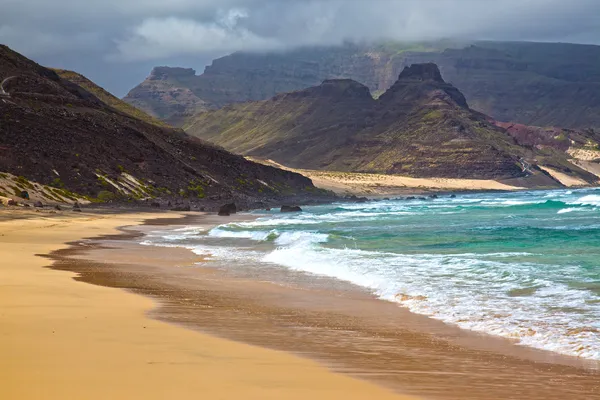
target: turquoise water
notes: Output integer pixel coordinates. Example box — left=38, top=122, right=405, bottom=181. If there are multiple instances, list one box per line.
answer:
left=144, top=188, right=600, bottom=360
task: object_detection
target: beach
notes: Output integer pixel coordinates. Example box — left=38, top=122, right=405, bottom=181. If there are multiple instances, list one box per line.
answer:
left=0, top=209, right=413, bottom=400
left=246, top=158, right=527, bottom=196
left=1, top=204, right=599, bottom=399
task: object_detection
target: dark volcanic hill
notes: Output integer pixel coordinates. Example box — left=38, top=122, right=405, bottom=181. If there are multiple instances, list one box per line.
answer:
left=0, top=45, right=327, bottom=208
left=124, top=41, right=600, bottom=130
left=185, top=63, right=599, bottom=184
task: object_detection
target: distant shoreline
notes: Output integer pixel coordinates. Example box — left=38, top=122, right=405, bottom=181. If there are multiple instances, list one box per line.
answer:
left=247, top=157, right=598, bottom=198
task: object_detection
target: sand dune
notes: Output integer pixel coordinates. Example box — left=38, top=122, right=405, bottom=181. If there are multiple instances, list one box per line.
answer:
left=249, top=158, right=523, bottom=196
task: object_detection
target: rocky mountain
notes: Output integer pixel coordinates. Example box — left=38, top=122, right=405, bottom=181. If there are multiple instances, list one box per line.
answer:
left=124, top=41, right=600, bottom=130
left=0, top=45, right=330, bottom=208
left=185, top=63, right=597, bottom=185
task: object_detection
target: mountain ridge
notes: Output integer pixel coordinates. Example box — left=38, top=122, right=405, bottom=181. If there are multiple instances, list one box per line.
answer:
left=185, top=63, right=599, bottom=186
left=124, top=40, right=600, bottom=129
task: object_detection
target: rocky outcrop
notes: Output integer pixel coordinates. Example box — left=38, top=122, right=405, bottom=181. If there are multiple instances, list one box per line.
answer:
left=218, top=203, right=237, bottom=216
left=281, top=205, right=302, bottom=213
left=397, top=63, right=444, bottom=82
left=123, top=67, right=209, bottom=126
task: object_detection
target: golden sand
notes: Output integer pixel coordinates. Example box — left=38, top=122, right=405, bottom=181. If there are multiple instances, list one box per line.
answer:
left=247, top=158, right=523, bottom=196
left=0, top=210, right=412, bottom=400
left=539, top=165, right=590, bottom=187
left=49, top=214, right=600, bottom=400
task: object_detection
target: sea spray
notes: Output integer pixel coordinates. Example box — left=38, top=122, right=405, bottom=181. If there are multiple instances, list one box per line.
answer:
left=144, top=187, right=600, bottom=360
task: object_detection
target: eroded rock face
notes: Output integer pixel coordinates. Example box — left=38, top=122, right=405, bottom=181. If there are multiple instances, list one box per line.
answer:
left=186, top=64, right=524, bottom=180
left=124, top=41, right=600, bottom=130
left=397, top=63, right=444, bottom=82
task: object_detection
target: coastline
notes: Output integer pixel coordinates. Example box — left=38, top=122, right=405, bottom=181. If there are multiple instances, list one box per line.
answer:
left=40, top=211, right=600, bottom=399
left=0, top=209, right=413, bottom=400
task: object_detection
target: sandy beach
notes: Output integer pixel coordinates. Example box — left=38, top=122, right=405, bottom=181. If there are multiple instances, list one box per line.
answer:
left=247, top=158, right=526, bottom=196
left=21, top=211, right=600, bottom=399
left=0, top=209, right=413, bottom=400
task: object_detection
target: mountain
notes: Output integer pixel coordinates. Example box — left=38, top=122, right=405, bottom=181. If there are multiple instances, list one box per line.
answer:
left=54, top=68, right=171, bottom=128
left=0, top=44, right=329, bottom=208
left=185, top=63, right=597, bottom=185
left=124, top=40, right=600, bottom=130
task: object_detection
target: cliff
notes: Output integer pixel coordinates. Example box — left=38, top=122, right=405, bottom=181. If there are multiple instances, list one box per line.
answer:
left=124, top=40, right=600, bottom=129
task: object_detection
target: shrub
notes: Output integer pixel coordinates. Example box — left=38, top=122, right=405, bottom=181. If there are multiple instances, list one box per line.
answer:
left=187, top=179, right=206, bottom=198
left=16, top=176, right=34, bottom=189
left=97, top=190, right=116, bottom=202
left=50, top=178, right=65, bottom=188
left=97, top=176, right=110, bottom=187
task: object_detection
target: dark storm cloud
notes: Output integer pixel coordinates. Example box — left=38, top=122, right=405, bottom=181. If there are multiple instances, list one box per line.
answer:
left=2, top=0, right=600, bottom=95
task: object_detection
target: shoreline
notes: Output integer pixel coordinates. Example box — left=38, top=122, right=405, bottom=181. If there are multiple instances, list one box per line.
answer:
left=0, top=209, right=413, bottom=400
left=43, top=211, right=600, bottom=399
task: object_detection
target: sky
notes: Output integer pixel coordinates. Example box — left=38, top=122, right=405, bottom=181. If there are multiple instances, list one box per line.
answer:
left=2, top=0, right=600, bottom=97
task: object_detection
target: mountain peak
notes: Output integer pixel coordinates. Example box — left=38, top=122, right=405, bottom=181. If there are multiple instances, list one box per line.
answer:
left=398, top=63, right=444, bottom=82
left=380, top=62, right=468, bottom=108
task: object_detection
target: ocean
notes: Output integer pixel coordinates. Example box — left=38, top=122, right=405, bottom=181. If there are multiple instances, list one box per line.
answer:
left=142, top=188, right=600, bottom=361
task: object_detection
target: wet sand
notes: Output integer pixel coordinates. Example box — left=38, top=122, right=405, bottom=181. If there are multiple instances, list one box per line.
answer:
left=47, top=213, right=600, bottom=400
left=0, top=210, right=413, bottom=400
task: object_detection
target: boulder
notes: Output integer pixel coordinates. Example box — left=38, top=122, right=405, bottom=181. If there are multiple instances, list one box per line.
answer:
left=218, top=203, right=237, bottom=216
left=34, top=201, right=44, bottom=208
left=223, top=203, right=237, bottom=213
left=281, top=205, right=302, bottom=213
left=450, top=194, right=457, bottom=198
left=0, top=196, right=16, bottom=206
left=54, top=205, right=62, bottom=211
left=72, top=202, right=82, bottom=212
left=429, top=194, right=439, bottom=199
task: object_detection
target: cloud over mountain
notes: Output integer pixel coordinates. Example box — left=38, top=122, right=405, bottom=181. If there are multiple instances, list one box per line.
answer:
left=2, top=0, right=599, bottom=95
